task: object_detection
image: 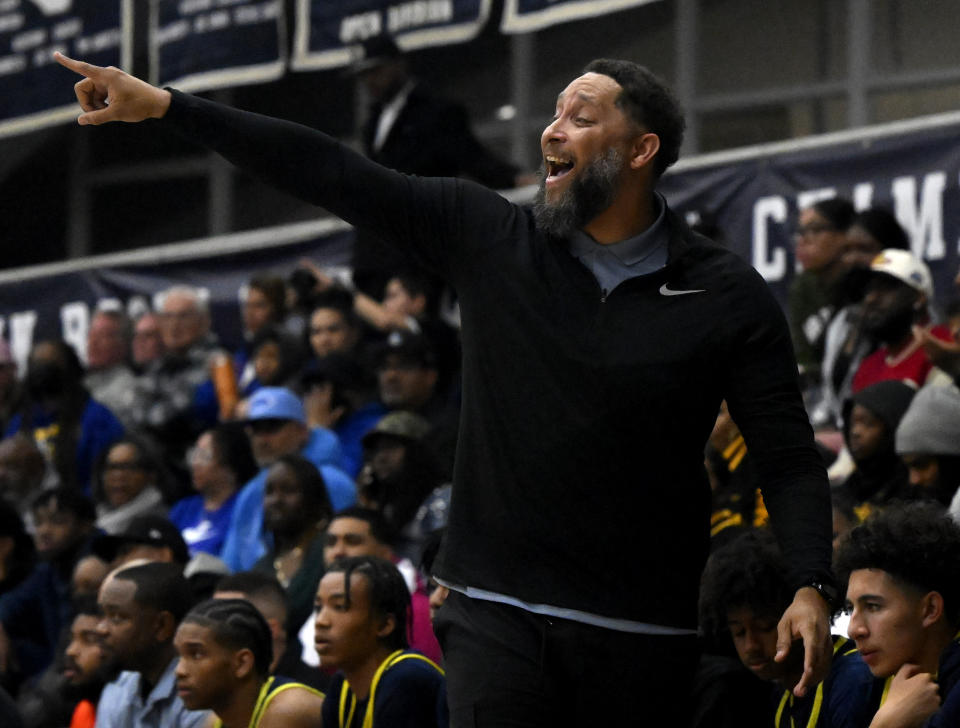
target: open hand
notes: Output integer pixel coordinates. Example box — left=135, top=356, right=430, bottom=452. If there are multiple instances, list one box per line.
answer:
left=54, top=52, right=171, bottom=125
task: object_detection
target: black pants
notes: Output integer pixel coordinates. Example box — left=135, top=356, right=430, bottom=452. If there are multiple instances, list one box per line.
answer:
left=434, top=590, right=700, bottom=727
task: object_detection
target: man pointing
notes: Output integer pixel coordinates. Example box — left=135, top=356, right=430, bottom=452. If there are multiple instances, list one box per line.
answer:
left=55, top=50, right=834, bottom=725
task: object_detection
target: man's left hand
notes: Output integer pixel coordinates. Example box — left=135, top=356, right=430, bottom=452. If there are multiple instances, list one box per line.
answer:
left=776, top=585, right=832, bottom=697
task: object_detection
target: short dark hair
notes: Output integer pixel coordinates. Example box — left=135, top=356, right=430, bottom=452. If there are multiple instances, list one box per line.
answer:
left=31, top=486, right=96, bottom=523
left=835, top=501, right=960, bottom=624
left=310, top=289, right=359, bottom=330
left=331, top=506, right=394, bottom=547
left=582, top=59, right=685, bottom=177
left=216, top=571, right=287, bottom=616
left=698, top=529, right=794, bottom=640
left=326, top=555, right=410, bottom=651
left=182, top=598, right=273, bottom=677
left=112, top=561, right=195, bottom=624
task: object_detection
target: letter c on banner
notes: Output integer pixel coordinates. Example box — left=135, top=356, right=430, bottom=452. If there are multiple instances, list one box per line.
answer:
left=752, top=196, right=788, bottom=282
left=60, top=302, right=90, bottom=365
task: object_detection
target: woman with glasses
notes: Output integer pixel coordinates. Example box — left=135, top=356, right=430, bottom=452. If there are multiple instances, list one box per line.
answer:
left=789, top=198, right=856, bottom=398
left=93, top=436, right=168, bottom=534
left=168, top=423, right=258, bottom=559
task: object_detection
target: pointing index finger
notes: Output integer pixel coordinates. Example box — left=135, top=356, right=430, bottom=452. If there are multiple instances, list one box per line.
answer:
left=53, top=52, right=102, bottom=78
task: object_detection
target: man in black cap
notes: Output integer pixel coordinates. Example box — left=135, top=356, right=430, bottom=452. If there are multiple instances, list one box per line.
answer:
left=92, top=514, right=190, bottom=568
left=350, top=34, right=528, bottom=297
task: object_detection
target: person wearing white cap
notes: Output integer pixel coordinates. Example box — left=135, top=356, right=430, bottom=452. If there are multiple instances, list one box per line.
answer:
left=851, top=249, right=951, bottom=394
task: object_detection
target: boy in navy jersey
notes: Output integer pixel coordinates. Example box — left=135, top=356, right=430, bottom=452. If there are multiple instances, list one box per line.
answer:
left=837, top=502, right=960, bottom=727
left=173, top=598, right=324, bottom=728
left=314, top=555, right=446, bottom=727
left=701, top=530, right=879, bottom=727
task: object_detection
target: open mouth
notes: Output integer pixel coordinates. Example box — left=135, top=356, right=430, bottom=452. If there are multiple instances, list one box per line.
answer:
left=545, top=155, right=574, bottom=181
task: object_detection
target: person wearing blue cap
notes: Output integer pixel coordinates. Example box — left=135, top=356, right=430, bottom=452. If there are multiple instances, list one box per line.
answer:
left=220, top=387, right=356, bottom=572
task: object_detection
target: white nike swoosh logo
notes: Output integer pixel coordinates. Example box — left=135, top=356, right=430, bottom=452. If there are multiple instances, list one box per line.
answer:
left=659, top=283, right=706, bottom=296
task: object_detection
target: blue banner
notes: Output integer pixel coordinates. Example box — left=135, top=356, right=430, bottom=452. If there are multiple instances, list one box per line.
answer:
left=150, top=0, right=285, bottom=92
left=291, top=0, right=491, bottom=71
left=0, top=0, right=130, bottom=138
left=500, top=0, right=659, bottom=33
left=659, top=114, right=960, bottom=306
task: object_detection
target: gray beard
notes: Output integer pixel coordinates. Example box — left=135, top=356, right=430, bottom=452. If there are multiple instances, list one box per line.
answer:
left=532, top=148, right=623, bottom=238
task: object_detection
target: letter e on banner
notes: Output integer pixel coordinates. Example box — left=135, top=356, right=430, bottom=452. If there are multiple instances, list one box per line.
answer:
left=752, top=196, right=788, bottom=282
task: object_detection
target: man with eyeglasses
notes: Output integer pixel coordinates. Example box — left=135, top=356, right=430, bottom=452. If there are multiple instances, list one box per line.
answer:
left=221, top=387, right=356, bottom=572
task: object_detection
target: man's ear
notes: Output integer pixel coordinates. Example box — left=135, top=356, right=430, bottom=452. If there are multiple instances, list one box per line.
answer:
left=233, top=647, right=256, bottom=680
left=629, top=132, right=660, bottom=171
left=376, top=613, right=397, bottom=641
left=920, top=591, right=945, bottom=628
left=154, top=610, right=177, bottom=643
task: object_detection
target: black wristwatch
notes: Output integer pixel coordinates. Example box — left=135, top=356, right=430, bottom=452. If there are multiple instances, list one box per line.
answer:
left=803, top=579, right=839, bottom=608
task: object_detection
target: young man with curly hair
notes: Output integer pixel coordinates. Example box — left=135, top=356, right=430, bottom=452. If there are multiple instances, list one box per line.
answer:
left=836, top=502, right=960, bottom=727
left=700, top=530, right=879, bottom=727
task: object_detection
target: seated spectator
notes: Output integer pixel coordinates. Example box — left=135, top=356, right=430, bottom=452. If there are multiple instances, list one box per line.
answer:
left=836, top=502, right=960, bottom=727
left=93, top=437, right=168, bottom=535
left=214, top=571, right=328, bottom=691
left=129, top=286, right=236, bottom=463
left=852, top=250, right=950, bottom=393
left=131, top=312, right=164, bottom=374
left=221, top=387, right=354, bottom=573
left=895, top=385, right=960, bottom=517
left=253, top=455, right=333, bottom=647
left=299, top=507, right=441, bottom=668
left=241, top=325, right=306, bottom=399
left=358, top=412, right=450, bottom=562
left=839, top=381, right=916, bottom=513
left=91, top=514, right=190, bottom=570
left=302, top=355, right=385, bottom=478
left=172, top=598, right=324, bottom=727
left=790, top=198, right=855, bottom=390
left=95, top=562, right=208, bottom=728
left=7, top=339, right=124, bottom=495
left=307, top=290, right=363, bottom=362
left=0, top=489, right=97, bottom=688
left=63, top=596, right=110, bottom=728
left=236, top=274, right=289, bottom=392
left=0, top=434, right=48, bottom=516
left=84, top=307, right=137, bottom=425
left=16, top=594, right=110, bottom=728
left=374, top=332, right=458, bottom=476
left=314, top=556, right=447, bottom=728
left=169, top=424, right=258, bottom=558
left=699, top=530, right=878, bottom=727
left=815, top=207, right=910, bottom=428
